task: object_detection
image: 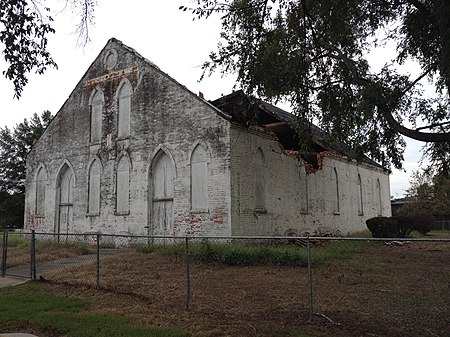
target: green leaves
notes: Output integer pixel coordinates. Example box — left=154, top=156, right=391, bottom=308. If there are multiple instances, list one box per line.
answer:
left=0, top=0, right=57, bottom=98
left=0, top=111, right=53, bottom=194
left=1, top=0, right=97, bottom=98
left=185, top=0, right=450, bottom=170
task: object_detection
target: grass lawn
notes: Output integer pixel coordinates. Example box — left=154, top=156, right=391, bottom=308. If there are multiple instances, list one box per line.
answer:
left=0, top=284, right=186, bottom=337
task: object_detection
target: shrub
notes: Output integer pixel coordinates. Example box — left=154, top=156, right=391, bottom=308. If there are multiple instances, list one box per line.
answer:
left=366, top=217, right=398, bottom=238
left=391, top=215, right=414, bottom=238
left=411, top=212, right=436, bottom=235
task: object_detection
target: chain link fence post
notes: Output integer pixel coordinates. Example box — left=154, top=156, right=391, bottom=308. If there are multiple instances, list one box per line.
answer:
left=31, top=230, right=36, bottom=281
left=307, top=237, right=314, bottom=322
left=96, top=233, right=100, bottom=288
left=185, top=237, right=191, bottom=309
left=1, top=231, right=8, bottom=277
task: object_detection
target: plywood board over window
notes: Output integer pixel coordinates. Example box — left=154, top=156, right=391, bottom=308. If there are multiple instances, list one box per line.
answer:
left=117, top=80, right=132, bottom=140
left=151, top=151, right=174, bottom=236
left=88, top=158, right=101, bottom=215
left=333, top=167, right=340, bottom=214
left=357, top=173, right=364, bottom=215
left=299, top=164, right=308, bottom=213
left=35, top=167, right=46, bottom=217
left=375, top=178, right=382, bottom=216
left=255, top=148, right=266, bottom=212
left=116, top=156, right=130, bottom=215
left=57, top=163, right=74, bottom=234
left=191, top=144, right=208, bottom=211
left=89, top=88, right=104, bottom=144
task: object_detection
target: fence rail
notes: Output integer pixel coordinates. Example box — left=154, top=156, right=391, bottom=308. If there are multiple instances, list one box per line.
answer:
left=1, top=230, right=449, bottom=323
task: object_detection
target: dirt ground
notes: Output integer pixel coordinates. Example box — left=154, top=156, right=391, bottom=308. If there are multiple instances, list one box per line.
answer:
left=11, top=236, right=450, bottom=337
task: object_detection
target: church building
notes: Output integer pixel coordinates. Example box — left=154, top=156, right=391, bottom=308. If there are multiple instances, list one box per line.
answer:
left=24, top=38, right=391, bottom=237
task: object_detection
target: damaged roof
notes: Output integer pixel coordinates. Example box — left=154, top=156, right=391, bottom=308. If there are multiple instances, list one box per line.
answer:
left=211, top=90, right=384, bottom=170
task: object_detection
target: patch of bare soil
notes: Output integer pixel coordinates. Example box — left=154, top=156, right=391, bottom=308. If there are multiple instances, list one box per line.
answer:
left=22, top=236, right=450, bottom=337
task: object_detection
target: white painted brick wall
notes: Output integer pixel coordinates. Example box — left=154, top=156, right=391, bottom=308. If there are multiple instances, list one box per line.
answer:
left=230, top=126, right=391, bottom=236
left=25, top=39, right=232, bottom=237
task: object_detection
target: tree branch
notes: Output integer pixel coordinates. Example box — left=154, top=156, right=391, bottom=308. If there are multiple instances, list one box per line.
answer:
left=382, top=107, right=450, bottom=142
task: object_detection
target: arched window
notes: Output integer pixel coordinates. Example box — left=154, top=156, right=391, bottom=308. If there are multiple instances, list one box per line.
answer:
left=191, top=144, right=208, bottom=210
left=56, top=162, right=75, bottom=234
left=116, top=156, right=130, bottom=214
left=89, top=88, right=103, bottom=144
left=255, top=148, right=266, bottom=210
left=357, top=173, right=363, bottom=214
left=118, top=80, right=132, bottom=139
left=150, top=150, right=175, bottom=236
left=35, top=167, right=46, bottom=217
left=299, top=164, right=308, bottom=213
left=376, top=178, right=382, bottom=216
left=88, top=158, right=101, bottom=215
left=333, top=167, right=340, bottom=214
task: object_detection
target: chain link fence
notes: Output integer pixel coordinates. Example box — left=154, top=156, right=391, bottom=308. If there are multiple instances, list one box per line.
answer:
left=2, top=231, right=450, bottom=325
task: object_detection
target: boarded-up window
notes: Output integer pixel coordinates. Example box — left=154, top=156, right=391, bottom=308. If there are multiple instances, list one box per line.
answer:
left=88, top=159, right=101, bottom=214
left=151, top=151, right=175, bottom=236
left=35, top=167, right=46, bottom=217
left=357, top=174, right=363, bottom=214
left=255, top=148, right=266, bottom=210
left=118, top=81, right=132, bottom=139
left=333, top=167, right=340, bottom=213
left=57, top=164, right=74, bottom=234
left=191, top=144, right=208, bottom=210
left=376, top=178, right=382, bottom=216
left=116, top=156, right=130, bottom=214
left=90, top=89, right=103, bottom=143
left=299, top=164, right=308, bottom=213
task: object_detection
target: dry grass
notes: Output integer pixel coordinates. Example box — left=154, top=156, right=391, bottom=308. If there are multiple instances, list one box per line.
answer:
left=32, top=234, right=450, bottom=337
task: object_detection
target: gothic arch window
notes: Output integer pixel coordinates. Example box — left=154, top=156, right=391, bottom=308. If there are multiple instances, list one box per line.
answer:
left=116, top=155, right=130, bottom=214
left=191, top=144, right=208, bottom=210
left=333, top=167, right=340, bottom=214
left=88, top=158, right=101, bottom=215
left=255, top=148, right=266, bottom=211
left=299, top=164, right=308, bottom=213
left=376, top=178, right=382, bottom=216
left=89, top=88, right=104, bottom=144
left=357, top=173, right=364, bottom=215
left=150, top=149, right=175, bottom=236
left=56, top=162, right=75, bottom=234
left=117, top=80, right=132, bottom=140
left=35, top=166, right=47, bottom=217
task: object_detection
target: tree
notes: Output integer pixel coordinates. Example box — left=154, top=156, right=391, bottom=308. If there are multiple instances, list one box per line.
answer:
left=0, top=0, right=96, bottom=98
left=182, top=0, right=450, bottom=169
left=0, top=111, right=53, bottom=227
left=400, top=169, right=450, bottom=219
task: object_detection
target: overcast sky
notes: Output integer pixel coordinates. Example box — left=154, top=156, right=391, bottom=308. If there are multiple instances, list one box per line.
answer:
left=0, top=0, right=426, bottom=198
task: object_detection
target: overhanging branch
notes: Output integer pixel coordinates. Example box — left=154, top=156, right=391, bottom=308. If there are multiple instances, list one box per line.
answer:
left=382, top=108, right=450, bottom=142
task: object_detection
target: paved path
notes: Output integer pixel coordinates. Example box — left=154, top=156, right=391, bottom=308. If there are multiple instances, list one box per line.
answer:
left=4, top=253, right=100, bottom=279
left=0, top=276, right=29, bottom=288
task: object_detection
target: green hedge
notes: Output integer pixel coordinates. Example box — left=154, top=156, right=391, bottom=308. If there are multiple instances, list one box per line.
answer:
left=366, top=212, right=436, bottom=238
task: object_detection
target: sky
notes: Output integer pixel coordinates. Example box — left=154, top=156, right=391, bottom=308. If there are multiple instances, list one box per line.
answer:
left=0, top=0, right=427, bottom=198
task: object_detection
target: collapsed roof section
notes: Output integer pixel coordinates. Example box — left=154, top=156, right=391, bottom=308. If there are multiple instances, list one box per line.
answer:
left=211, top=90, right=384, bottom=171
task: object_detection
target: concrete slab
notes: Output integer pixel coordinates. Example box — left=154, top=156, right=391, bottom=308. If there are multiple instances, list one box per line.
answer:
left=0, top=276, right=29, bottom=288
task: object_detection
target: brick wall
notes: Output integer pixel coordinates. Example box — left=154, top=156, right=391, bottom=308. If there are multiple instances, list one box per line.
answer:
left=230, top=125, right=391, bottom=236
left=25, top=39, right=232, bottom=237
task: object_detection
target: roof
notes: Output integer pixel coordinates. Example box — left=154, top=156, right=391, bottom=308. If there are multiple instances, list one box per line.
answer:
left=211, top=90, right=384, bottom=170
